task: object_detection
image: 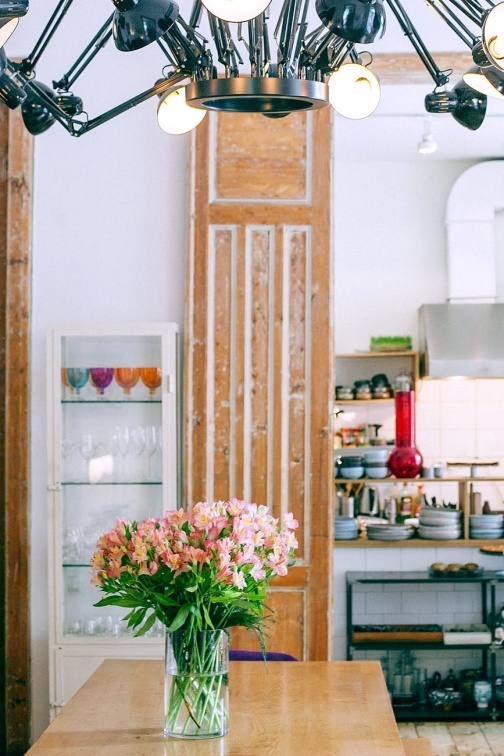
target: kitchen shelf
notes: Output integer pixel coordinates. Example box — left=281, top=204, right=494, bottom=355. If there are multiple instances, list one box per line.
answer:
left=346, top=570, right=504, bottom=722
left=334, top=475, right=504, bottom=544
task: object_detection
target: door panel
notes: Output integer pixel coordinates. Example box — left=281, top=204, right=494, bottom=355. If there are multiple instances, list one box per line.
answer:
left=185, top=109, right=333, bottom=660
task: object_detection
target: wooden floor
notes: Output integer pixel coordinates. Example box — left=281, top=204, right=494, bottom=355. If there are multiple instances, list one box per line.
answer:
left=399, top=722, right=504, bottom=755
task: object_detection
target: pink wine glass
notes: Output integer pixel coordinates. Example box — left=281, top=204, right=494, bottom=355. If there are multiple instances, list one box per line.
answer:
left=89, top=368, right=114, bottom=396
left=114, top=367, right=140, bottom=396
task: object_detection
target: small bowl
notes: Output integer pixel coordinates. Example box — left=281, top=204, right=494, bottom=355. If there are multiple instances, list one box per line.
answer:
left=339, top=456, right=365, bottom=468
left=340, top=467, right=364, bottom=480
left=363, top=449, right=389, bottom=464
left=365, top=465, right=388, bottom=479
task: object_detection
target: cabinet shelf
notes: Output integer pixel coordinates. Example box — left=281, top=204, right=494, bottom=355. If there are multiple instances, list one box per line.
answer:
left=48, top=323, right=180, bottom=717
left=335, top=538, right=504, bottom=548
left=393, top=704, right=502, bottom=722
left=62, top=399, right=162, bottom=405
left=62, top=480, right=162, bottom=486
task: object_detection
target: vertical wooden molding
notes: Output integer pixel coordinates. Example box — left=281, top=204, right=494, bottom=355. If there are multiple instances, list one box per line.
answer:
left=0, top=105, right=32, bottom=755
left=185, top=109, right=333, bottom=660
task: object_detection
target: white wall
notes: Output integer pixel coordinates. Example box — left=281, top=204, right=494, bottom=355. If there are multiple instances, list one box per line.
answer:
left=7, top=6, right=191, bottom=741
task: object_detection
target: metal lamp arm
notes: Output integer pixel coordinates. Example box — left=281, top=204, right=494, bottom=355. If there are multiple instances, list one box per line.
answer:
left=51, top=15, right=114, bottom=91
left=426, top=0, right=479, bottom=45
left=385, top=0, right=451, bottom=86
left=20, top=0, right=76, bottom=76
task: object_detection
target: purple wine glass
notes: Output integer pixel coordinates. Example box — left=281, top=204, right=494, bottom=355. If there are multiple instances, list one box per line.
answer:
left=89, top=367, right=114, bottom=396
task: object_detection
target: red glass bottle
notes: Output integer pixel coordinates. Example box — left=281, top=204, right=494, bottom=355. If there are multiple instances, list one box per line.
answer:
left=387, top=380, right=423, bottom=478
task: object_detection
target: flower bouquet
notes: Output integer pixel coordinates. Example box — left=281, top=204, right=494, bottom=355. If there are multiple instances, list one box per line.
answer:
left=90, top=499, right=298, bottom=739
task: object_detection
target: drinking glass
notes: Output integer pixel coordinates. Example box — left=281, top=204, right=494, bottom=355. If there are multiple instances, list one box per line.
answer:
left=140, top=367, right=162, bottom=396
left=79, top=433, right=94, bottom=481
left=66, top=367, right=89, bottom=396
left=89, top=367, right=114, bottom=396
left=145, top=424, right=160, bottom=481
left=117, top=425, right=130, bottom=480
left=114, top=367, right=140, bottom=396
left=131, top=426, right=146, bottom=480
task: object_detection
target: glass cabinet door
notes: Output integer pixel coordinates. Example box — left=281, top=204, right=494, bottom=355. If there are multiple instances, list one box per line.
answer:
left=47, top=324, right=180, bottom=644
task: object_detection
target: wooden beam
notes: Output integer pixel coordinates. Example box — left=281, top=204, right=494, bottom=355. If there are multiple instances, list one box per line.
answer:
left=0, top=104, right=33, bottom=756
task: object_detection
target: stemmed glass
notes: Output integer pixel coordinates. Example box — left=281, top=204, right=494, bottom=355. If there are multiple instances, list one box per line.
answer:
left=66, top=368, right=89, bottom=396
left=140, top=367, right=162, bottom=397
left=131, top=426, right=146, bottom=480
left=79, top=434, right=94, bottom=482
left=89, top=368, right=114, bottom=397
left=114, top=367, right=140, bottom=397
left=145, top=424, right=160, bottom=481
left=117, top=426, right=130, bottom=481
left=61, top=438, right=76, bottom=482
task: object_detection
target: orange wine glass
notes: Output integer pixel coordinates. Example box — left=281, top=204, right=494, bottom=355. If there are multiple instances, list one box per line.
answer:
left=114, top=367, right=140, bottom=396
left=140, top=367, right=162, bottom=396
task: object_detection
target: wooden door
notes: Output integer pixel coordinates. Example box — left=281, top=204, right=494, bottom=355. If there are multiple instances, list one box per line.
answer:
left=184, top=108, right=333, bottom=660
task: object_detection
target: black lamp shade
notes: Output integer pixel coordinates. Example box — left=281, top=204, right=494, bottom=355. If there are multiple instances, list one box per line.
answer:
left=55, top=92, right=84, bottom=116
left=424, top=90, right=458, bottom=114
left=21, top=81, right=56, bottom=134
left=0, top=50, right=26, bottom=108
left=112, top=0, right=179, bottom=52
left=316, top=0, right=386, bottom=44
left=452, top=80, right=487, bottom=131
left=0, top=0, right=29, bottom=18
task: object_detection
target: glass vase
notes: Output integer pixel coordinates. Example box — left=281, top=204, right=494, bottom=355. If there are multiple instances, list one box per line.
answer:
left=387, top=386, right=423, bottom=478
left=164, top=627, right=229, bottom=740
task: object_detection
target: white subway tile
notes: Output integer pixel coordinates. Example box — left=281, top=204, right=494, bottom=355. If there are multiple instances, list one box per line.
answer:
left=477, top=402, right=504, bottom=430
left=439, top=379, right=477, bottom=402
left=440, top=402, right=477, bottom=430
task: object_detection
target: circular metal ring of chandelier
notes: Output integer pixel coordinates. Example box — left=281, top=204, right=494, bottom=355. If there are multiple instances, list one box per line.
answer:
left=186, top=77, right=329, bottom=115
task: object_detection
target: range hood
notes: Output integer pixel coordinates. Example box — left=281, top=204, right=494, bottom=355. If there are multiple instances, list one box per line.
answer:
left=419, top=303, right=504, bottom=378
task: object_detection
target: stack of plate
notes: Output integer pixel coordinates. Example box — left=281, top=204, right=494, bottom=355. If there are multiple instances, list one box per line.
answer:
left=366, top=523, right=414, bottom=541
left=334, top=516, right=358, bottom=540
left=469, top=514, right=504, bottom=539
left=418, top=507, right=462, bottom=540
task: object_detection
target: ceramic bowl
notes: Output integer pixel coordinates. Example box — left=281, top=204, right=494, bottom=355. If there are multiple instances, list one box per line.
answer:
left=340, top=467, right=364, bottom=480
left=365, top=465, right=388, bottom=479
left=363, top=448, right=389, bottom=464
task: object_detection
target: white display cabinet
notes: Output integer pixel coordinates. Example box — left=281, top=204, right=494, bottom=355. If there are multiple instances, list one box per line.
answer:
left=46, top=323, right=180, bottom=717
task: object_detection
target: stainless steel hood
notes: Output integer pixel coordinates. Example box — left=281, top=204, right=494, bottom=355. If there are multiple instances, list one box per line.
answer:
left=419, top=303, right=504, bottom=378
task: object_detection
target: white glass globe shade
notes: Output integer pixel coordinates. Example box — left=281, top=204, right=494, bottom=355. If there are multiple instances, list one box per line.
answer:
left=483, top=3, right=504, bottom=71
left=463, top=69, right=504, bottom=99
left=328, top=64, right=380, bottom=119
left=157, top=86, right=206, bottom=135
left=0, top=18, right=18, bottom=49
left=201, top=0, right=271, bottom=23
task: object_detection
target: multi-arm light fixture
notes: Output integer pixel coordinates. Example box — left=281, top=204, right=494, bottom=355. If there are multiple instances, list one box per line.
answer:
left=1, top=0, right=504, bottom=137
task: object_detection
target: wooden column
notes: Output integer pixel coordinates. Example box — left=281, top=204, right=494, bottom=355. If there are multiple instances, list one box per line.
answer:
left=0, top=104, right=33, bottom=755
left=184, top=108, right=333, bottom=660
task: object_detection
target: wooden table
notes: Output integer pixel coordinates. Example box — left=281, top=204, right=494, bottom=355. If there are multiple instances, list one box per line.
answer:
left=27, top=660, right=405, bottom=755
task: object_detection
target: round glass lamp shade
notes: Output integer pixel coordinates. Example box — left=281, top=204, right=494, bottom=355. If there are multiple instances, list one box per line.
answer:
left=328, top=63, right=380, bottom=119
left=316, top=0, right=386, bottom=44
left=201, top=0, right=271, bottom=22
left=112, top=0, right=179, bottom=52
left=463, top=66, right=504, bottom=99
left=482, top=3, right=504, bottom=72
left=157, top=85, right=206, bottom=134
left=0, top=17, right=18, bottom=48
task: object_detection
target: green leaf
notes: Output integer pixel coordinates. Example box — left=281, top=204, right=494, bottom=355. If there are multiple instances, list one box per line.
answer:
left=167, top=604, right=191, bottom=632
left=134, top=611, right=157, bottom=637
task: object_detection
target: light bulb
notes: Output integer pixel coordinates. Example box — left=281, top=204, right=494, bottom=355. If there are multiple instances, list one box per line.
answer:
left=157, top=86, right=206, bottom=135
left=483, top=4, right=504, bottom=71
left=463, top=68, right=504, bottom=100
left=0, top=18, right=18, bottom=49
left=328, top=63, right=380, bottom=119
left=201, top=0, right=271, bottom=23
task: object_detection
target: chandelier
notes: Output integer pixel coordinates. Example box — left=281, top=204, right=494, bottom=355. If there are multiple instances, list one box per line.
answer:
left=1, top=0, right=504, bottom=136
